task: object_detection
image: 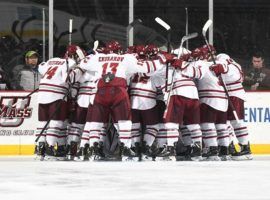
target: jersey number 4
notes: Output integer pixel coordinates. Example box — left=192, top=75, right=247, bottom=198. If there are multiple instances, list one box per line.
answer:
left=44, top=66, right=58, bottom=79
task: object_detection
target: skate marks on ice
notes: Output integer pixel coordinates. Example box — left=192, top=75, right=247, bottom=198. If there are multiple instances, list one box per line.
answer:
left=0, top=156, right=269, bottom=200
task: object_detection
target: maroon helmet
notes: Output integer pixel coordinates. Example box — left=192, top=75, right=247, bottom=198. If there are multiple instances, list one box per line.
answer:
left=105, top=40, right=123, bottom=54
left=145, top=44, right=159, bottom=58
left=126, top=46, right=136, bottom=54
left=191, top=48, right=203, bottom=60
left=136, top=45, right=147, bottom=58
left=65, top=44, right=86, bottom=63
left=96, top=47, right=107, bottom=54
left=200, top=44, right=216, bottom=60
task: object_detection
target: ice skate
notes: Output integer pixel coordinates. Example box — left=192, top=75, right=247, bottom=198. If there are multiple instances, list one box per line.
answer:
left=218, top=146, right=231, bottom=161
left=204, top=146, right=221, bottom=161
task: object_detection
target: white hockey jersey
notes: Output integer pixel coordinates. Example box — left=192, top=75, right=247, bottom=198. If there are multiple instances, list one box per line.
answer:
left=157, top=61, right=200, bottom=101
left=194, top=60, right=228, bottom=112
left=38, top=57, right=76, bottom=104
left=77, top=71, right=98, bottom=108
left=130, top=73, right=157, bottom=110
left=79, top=53, right=163, bottom=88
left=216, top=53, right=246, bottom=101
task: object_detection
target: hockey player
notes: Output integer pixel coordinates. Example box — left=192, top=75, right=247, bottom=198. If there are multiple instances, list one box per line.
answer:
left=129, top=44, right=161, bottom=160
left=66, top=70, right=99, bottom=160
left=160, top=50, right=203, bottom=161
left=78, top=41, right=168, bottom=161
left=215, top=53, right=252, bottom=160
left=35, top=44, right=85, bottom=160
left=191, top=46, right=230, bottom=161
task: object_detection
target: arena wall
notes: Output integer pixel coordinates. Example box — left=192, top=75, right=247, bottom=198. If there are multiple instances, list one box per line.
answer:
left=0, top=91, right=269, bottom=155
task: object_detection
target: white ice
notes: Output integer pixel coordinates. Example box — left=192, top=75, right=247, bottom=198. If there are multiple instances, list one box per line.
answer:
left=0, top=156, right=269, bottom=200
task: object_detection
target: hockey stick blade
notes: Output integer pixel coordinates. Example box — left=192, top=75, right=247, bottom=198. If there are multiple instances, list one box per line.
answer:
left=155, top=17, right=171, bottom=31
left=177, top=32, right=198, bottom=58
left=181, top=32, right=198, bottom=43
left=202, top=19, right=212, bottom=37
left=93, top=40, right=99, bottom=51
left=128, top=19, right=142, bottom=27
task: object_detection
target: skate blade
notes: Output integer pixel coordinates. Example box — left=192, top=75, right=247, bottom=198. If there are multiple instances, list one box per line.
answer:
left=35, top=155, right=45, bottom=161
left=219, top=155, right=232, bottom=161
left=191, top=156, right=203, bottom=161
left=55, top=157, right=68, bottom=161
left=140, top=155, right=153, bottom=162
left=43, top=156, right=57, bottom=161
left=204, top=156, right=221, bottom=161
left=122, top=156, right=136, bottom=162
left=66, top=155, right=75, bottom=161
left=175, top=156, right=186, bottom=161
left=155, top=156, right=175, bottom=161
left=74, top=156, right=89, bottom=161
left=231, top=154, right=253, bottom=161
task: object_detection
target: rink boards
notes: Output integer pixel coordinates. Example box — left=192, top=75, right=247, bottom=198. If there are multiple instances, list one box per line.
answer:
left=0, top=91, right=270, bottom=155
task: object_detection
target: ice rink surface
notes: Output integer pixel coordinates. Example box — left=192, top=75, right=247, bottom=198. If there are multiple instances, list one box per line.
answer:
left=0, top=156, right=269, bottom=200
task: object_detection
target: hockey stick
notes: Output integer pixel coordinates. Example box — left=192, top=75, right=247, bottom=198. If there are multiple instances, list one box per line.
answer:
left=128, top=19, right=142, bottom=28
left=202, top=19, right=239, bottom=122
left=163, top=32, right=198, bottom=119
left=1, top=88, right=39, bottom=111
left=35, top=90, right=69, bottom=143
left=11, top=88, right=39, bottom=107
left=93, top=40, right=99, bottom=51
left=155, top=17, right=171, bottom=92
left=69, top=19, right=73, bottom=45
left=185, top=7, right=189, bottom=49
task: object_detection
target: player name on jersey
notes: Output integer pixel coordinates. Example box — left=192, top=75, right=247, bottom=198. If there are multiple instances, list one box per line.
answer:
left=98, top=56, right=124, bottom=62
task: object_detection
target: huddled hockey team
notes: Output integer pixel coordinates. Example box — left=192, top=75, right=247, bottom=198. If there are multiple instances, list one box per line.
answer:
left=34, top=40, right=253, bottom=162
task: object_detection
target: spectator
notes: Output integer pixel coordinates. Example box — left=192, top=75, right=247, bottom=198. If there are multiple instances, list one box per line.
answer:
left=244, top=51, right=270, bottom=90
left=0, top=66, right=11, bottom=90
left=12, top=51, right=41, bottom=90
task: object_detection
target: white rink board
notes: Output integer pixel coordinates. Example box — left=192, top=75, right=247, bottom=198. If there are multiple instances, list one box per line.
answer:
left=0, top=91, right=270, bottom=147
left=0, top=91, right=38, bottom=145
left=244, top=92, right=270, bottom=144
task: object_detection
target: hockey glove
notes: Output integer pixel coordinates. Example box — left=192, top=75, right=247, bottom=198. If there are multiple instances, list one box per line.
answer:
left=161, top=52, right=176, bottom=63
left=171, top=59, right=183, bottom=70
left=210, top=63, right=227, bottom=76
left=180, top=53, right=192, bottom=62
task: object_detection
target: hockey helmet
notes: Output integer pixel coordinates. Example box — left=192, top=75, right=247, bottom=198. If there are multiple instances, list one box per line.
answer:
left=200, top=44, right=216, bottom=60
left=191, top=48, right=203, bottom=60
left=96, top=46, right=107, bottom=54
left=65, top=44, right=86, bottom=63
left=145, top=44, right=159, bottom=58
left=136, top=45, right=147, bottom=58
left=126, top=46, right=136, bottom=54
left=105, top=40, right=123, bottom=54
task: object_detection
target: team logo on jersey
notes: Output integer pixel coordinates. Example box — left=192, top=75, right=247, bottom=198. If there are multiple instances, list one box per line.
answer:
left=0, top=96, right=32, bottom=127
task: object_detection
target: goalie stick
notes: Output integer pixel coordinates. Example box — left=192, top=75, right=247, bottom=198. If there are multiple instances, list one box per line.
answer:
left=163, top=32, right=198, bottom=119
left=202, top=19, right=239, bottom=122
left=155, top=17, right=171, bottom=92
